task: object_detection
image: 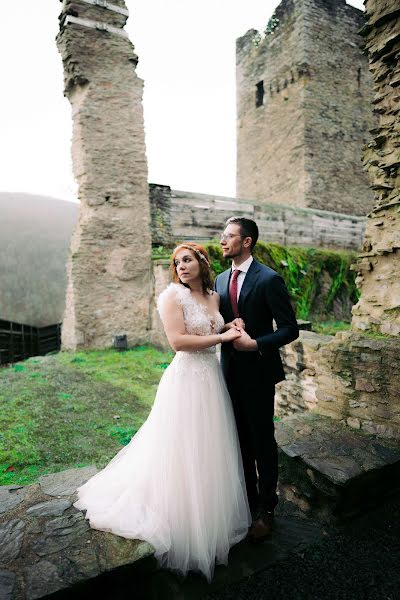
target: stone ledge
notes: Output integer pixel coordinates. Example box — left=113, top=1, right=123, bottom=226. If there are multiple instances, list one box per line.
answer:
left=0, top=466, right=154, bottom=600
left=0, top=466, right=328, bottom=600
left=276, top=413, right=400, bottom=521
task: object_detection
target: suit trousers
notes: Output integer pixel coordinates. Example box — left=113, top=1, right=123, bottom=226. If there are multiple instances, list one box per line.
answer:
left=226, top=353, right=279, bottom=514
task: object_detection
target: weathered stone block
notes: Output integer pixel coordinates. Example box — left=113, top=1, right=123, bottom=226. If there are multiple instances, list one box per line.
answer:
left=277, top=413, right=400, bottom=520
left=0, top=467, right=155, bottom=600
left=39, top=465, right=97, bottom=497
left=0, top=520, right=25, bottom=564
left=355, top=378, right=376, bottom=392
left=0, top=487, right=28, bottom=516
left=0, top=570, right=15, bottom=600
left=347, top=417, right=361, bottom=429
left=26, top=500, right=72, bottom=518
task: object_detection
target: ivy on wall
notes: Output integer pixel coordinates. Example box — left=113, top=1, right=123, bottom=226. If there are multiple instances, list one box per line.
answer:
left=253, top=12, right=280, bottom=47
left=205, top=242, right=358, bottom=321
left=152, top=241, right=358, bottom=322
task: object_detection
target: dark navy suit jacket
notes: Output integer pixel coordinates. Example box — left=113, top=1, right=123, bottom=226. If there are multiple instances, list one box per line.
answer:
left=215, top=259, right=299, bottom=384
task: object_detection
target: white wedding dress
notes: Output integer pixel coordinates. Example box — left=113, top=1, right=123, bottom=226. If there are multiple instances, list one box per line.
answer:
left=73, top=283, right=251, bottom=582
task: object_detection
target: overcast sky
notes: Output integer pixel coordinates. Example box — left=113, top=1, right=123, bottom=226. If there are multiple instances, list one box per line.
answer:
left=0, top=0, right=364, bottom=203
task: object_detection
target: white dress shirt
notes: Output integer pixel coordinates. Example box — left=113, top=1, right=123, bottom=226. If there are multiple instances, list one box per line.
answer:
left=231, top=255, right=253, bottom=300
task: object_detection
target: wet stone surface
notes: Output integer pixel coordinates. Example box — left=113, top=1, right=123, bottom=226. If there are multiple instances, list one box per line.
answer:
left=0, top=520, right=26, bottom=564
left=0, top=466, right=154, bottom=599
left=276, top=413, right=400, bottom=519
left=26, top=499, right=71, bottom=517
left=0, top=569, right=16, bottom=600
left=24, top=560, right=65, bottom=600
left=38, top=466, right=97, bottom=497
left=32, top=513, right=90, bottom=557
left=0, top=487, right=28, bottom=516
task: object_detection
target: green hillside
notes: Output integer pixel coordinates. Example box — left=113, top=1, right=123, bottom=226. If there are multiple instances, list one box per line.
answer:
left=0, top=192, right=78, bottom=326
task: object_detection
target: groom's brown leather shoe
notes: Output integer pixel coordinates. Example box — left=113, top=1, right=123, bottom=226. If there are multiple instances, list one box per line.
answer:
left=248, top=510, right=274, bottom=543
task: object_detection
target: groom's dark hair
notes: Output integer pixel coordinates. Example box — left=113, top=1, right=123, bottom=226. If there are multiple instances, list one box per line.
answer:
left=225, top=217, right=259, bottom=250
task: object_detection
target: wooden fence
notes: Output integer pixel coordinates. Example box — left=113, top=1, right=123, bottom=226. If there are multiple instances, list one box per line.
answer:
left=0, top=319, right=61, bottom=366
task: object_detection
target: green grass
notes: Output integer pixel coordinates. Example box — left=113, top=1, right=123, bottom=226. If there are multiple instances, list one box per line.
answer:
left=0, top=346, right=173, bottom=486
left=312, top=321, right=351, bottom=336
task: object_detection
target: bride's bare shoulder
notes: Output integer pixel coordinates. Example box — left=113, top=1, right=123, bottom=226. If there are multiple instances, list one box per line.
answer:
left=157, top=283, right=188, bottom=316
left=209, top=289, right=220, bottom=307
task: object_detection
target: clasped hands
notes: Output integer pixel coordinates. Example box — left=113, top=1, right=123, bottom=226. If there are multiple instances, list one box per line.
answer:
left=225, top=318, right=258, bottom=352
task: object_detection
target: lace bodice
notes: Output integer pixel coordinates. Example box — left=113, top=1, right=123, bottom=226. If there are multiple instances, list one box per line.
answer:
left=157, top=283, right=224, bottom=353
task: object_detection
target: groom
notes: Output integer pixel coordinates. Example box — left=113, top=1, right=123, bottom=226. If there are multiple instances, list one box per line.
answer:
left=215, top=216, right=299, bottom=541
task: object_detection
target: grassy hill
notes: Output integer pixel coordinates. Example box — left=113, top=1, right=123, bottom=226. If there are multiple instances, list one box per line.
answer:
left=0, top=192, right=78, bottom=326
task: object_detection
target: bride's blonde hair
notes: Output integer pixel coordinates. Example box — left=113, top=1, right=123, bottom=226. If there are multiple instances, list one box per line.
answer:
left=170, top=243, right=213, bottom=293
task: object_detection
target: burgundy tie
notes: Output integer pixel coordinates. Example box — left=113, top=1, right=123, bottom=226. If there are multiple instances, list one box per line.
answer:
left=229, top=269, right=240, bottom=318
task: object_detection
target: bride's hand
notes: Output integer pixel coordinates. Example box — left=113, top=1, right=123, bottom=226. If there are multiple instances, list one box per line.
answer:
left=221, top=327, right=242, bottom=343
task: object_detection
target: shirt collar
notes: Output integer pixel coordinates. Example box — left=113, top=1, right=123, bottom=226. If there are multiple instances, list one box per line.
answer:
left=232, top=255, right=253, bottom=273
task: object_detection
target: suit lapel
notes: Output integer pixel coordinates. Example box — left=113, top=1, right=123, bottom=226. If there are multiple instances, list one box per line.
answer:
left=220, top=268, right=231, bottom=300
left=238, top=259, right=260, bottom=314
left=218, top=268, right=233, bottom=320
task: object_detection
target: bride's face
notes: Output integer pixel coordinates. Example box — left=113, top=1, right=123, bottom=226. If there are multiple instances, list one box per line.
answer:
left=174, top=249, right=201, bottom=286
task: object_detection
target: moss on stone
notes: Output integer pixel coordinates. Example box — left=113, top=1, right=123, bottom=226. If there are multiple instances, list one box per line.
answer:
left=205, top=242, right=358, bottom=321
left=151, top=241, right=358, bottom=322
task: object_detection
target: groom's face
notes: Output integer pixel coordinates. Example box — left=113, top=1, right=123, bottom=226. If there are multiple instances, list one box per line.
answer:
left=220, top=224, right=246, bottom=259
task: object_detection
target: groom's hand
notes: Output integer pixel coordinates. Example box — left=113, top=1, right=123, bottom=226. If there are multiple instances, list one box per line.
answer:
left=232, top=318, right=245, bottom=330
left=226, top=318, right=245, bottom=330
left=232, top=329, right=258, bottom=351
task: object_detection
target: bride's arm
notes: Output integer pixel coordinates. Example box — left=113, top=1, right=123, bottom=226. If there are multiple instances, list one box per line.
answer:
left=161, top=294, right=240, bottom=352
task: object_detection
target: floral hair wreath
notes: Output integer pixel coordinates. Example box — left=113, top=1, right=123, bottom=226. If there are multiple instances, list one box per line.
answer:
left=174, top=244, right=211, bottom=267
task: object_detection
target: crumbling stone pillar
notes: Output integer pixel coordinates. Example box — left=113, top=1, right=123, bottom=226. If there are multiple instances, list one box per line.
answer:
left=57, top=0, right=152, bottom=349
left=352, top=0, right=400, bottom=336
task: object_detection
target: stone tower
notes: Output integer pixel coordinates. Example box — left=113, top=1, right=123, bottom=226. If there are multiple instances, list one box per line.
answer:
left=57, top=0, right=152, bottom=350
left=351, top=0, right=400, bottom=336
left=236, top=0, right=375, bottom=216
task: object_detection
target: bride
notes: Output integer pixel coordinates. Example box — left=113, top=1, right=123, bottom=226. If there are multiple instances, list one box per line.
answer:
left=73, top=242, right=251, bottom=582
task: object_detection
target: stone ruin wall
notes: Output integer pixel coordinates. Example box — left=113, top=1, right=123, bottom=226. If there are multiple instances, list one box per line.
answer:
left=236, top=0, right=375, bottom=216
left=275, top=331, right=332, bottom=417
left=276, top=330, right=400, bottom=440
left=149, top=185, right=366, bottom=251
left=57, top=0, right=152, bottom=350
left=351, top=0, right=400, bottom=336
left=309, top=0, right=400, bottom=440
left=316, top=331, right=400, bottom=439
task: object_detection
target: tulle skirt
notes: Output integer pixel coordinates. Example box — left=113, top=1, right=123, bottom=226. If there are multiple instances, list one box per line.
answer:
left=73, top=350, right=251, bottom=582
